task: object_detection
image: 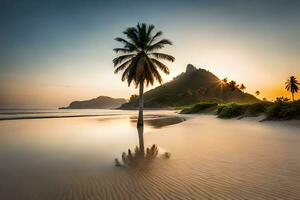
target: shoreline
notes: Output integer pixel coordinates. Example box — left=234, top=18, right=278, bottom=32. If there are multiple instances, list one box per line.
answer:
left=1, top=110, right=299, bottom=126
left=0, top=114, right=120, bottom=121
left=0, top=111, right=185, bottom=123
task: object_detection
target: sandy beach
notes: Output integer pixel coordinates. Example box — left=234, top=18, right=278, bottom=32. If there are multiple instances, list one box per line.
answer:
left=0, top=110, right=299, bottom=200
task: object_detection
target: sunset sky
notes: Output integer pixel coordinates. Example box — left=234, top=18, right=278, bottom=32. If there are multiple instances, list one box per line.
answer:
left=1, top=0, right=300, bottom=108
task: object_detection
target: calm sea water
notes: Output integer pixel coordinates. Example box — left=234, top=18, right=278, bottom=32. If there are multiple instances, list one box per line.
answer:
left=0, top=109, right=136, bottom=120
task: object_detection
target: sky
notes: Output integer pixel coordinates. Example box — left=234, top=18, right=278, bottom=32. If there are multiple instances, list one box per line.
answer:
left=0, top=0, right=300, bottom=108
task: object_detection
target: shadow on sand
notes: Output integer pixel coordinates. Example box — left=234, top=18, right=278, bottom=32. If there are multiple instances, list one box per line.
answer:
left=130, top=115, right=185, bottom=128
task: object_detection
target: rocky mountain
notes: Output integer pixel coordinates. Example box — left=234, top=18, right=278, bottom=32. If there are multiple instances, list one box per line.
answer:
left=60, top=96, right=127, bottom=109
left=121, top=64, right=259, bottom=108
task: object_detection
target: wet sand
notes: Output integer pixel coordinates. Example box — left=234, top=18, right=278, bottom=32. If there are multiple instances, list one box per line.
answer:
left=0, top=112, right=299, bottom=199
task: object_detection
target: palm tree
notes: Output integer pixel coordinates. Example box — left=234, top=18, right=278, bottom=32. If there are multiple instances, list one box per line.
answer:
left=129, top=94, right=138, bottom=103
left=222, top=77, right=228, bottom=84
left=255, top=90, right=260, bottom=96
left=228, top=80, right=237, bottom=91
left=240, top=84, right=246, bottom=92
left=285, top=76, right=299, bottom=102
left=113, top=23, right=174, bottom=127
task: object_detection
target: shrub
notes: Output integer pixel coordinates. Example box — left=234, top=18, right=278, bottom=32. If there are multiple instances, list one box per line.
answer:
left=179, top=99, right=300, bottom=120
left=244, top=102, right=272, bottom=117
left=266, top=100, right=300, bottom=119
left=217, top=103, right=244, bottom=118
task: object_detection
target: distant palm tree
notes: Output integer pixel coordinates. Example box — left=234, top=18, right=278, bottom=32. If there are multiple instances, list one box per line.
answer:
left=228, top=80, right=237, bottom=91
left=255, top=90, right=260, bottom=96
left=285, top=76, right=299, bottom=102
left=240, top=84, right=246, bottom=92
left=113, top=23, right=174, bottom=127
left=129, top=94, right=138, bottom=103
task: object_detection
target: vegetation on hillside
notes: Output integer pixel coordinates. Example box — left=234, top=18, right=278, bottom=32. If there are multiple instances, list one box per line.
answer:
left=121, top=64, right=259, bottom=109
left=179, top=74, right=300, bottom=120
left=180, top=102, right=218, bottom=114
left=181, top=99, right=300, bottom=120
left=217, top=102, right=271, bottom=118
left=266, top=99, right=300, bottom=120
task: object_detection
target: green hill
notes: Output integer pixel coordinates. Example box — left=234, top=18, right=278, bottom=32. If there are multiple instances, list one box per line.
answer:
left=121, top=64, right=259, bottom=108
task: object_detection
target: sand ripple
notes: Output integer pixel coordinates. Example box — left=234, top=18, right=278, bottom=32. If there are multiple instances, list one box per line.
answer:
left=56, top=155, right=300, bottom=200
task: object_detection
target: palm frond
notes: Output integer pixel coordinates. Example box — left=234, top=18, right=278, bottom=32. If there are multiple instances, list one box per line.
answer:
left=146, top=39, right=172, bottom=52
left=144, top=61, right=155, bottom=86
left=136, top=23, right=152, bottom=50
left=121, top=66, right=131, bottom=82
left=113, top=48, right=135, bottom=54
left=151, top=58, right=170, bottom=74
left=123, top=27, right=139, bottom=46
left=146, top=24, right=155, bottom=38
left=126, top=57, right=140, bottom=86
left=148, top=31, right=162, bottom=45
left=113, top=54, right=135, bottom=67
left=147, top=59, right=163, bottom=84
left=115, top=37, right=139, bottom=51
left=114, top=59, right=132, bottom=74
left=149, top=53, right=175, bottom=62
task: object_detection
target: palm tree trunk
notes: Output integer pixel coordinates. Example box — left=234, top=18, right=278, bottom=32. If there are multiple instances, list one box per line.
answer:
left=137, top=79, right=144, bottom=127
left=292, top=92, right=294, bottom=102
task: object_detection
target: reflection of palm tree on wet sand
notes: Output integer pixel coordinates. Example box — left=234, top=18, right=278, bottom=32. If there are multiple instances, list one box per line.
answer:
left=113, top=23, right=174, bottom=156
left=137, top=126, right=144, bottom=155
left=115, top=141, right=160, bottom=168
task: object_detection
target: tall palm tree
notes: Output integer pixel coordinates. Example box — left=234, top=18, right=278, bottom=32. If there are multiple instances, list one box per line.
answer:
left=113, top=23, right=174, bottom=127
left=240, top=84, right=246, bottom=92
left=285, top=76, right=299, bottom=102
